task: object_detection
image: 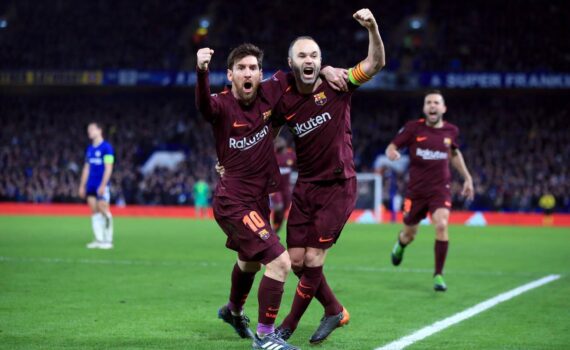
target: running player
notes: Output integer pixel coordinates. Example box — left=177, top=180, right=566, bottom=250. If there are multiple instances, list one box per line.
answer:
left=78, top=122, right=115, bottom=249
left=271, top=137, right=296, bottom=234
left=273, top=8, right=385, bottom=344
left=386, top=90, right=474, bottom=291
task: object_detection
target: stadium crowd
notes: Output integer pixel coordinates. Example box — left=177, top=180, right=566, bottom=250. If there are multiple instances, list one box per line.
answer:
left=1, top=0, right=568, bottom=72
left=1, top=93, right=568, bottom=212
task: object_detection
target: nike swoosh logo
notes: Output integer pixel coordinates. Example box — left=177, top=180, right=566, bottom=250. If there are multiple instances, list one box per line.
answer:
left=416, top=136, right=427, bottom=142
left=318, top=237, right=334, bottom=243
left=233, top=121, right=248, bottom=128
left=298, top=282, right=310, bottom=289
left=285, top=113, right=296, bottom=121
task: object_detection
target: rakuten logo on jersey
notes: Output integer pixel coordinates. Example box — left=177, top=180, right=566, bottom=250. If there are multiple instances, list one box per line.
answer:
left=229, top=125, right=269, bottom=151
left=291, top=112, right=332, bottom=138
left=416, top=148, right=448, bottom=160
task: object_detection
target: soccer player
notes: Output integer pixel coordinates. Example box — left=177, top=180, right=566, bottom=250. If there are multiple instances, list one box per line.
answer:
left=385, top=90, right=474, bottom=291
left=197, top=43, right=325, bottom=350
left=271, top=137, right=296, bottom=234
left=193, top=177, right=211, bottom=218
left=78, top=122, right=115, bottom=249
left=273, top=8, right=385, bottom=344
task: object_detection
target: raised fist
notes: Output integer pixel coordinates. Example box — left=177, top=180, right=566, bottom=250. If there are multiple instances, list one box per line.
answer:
left=353, top=8, right=377, bottom=30
left=197, top=48, right=214, bottom=71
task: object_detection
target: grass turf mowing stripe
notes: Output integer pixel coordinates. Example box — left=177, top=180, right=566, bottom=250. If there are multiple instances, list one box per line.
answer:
left=0, top=255, right=556, bottom=278
left=375, top=274, right=562, bottom=350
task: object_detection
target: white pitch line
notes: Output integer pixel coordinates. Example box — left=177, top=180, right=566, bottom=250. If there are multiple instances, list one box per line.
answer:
left=375, top=274, right=561, bottom=350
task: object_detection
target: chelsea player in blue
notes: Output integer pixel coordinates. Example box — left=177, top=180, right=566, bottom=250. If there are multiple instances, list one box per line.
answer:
left=78, top=122, right=115, bottom=249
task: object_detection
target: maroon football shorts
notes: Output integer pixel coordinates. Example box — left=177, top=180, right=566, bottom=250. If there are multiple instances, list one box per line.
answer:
left=402, top=192, right=452, bottom=226
left=287, top=177, right=357, bottom=249
left=213, top=195, right=285, bottom=264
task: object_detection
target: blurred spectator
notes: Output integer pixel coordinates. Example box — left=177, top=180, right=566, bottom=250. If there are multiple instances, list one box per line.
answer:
left=1, top=92, right=568, bottom=212
left=0, top=0, right=568, bottom=72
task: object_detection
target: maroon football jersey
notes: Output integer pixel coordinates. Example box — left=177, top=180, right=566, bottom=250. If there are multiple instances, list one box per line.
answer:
left=276, top=147, right=296, bottom=190
left=195, top=69, right=289, bottom=200
left=275, top=81, right=358, bottom=182
left=392, top=119, right=460, bottom=198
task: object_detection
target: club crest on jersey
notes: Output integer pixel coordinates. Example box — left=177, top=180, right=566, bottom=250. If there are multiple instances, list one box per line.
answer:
left=313, top=91, right=327, bottom=106
left=258, top=229, right=270, bottom=240
left=262, top=109, right=272, bottom=122
left=95, top=151, right=101, bottom=157
left=444, top=137, right=452, bottom=147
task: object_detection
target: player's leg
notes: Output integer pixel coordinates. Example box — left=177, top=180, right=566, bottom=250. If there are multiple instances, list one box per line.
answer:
left=278, top=247, right=327, bottom=339
left=391, top=224, right=418, bottom=266
left=305, top=178, right=354, bottom=344
left=218, top=258, right=260, bottom=339
left=432, top=207, right=450, bottom=291
left=253, top=249, right=301, bottom=349
left=391, top=197, right=427, bottom=266
left=97, top=186, right=113, bottom=249
left=86, top=195, right=104, bottom=248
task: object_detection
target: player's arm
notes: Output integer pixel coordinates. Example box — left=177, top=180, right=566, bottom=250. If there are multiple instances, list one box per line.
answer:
left=348, top=8, right=386, bottom=86
left=195, top=48, right=221, bottom=122
left=386, top=122, right=415, bottom=161
left=78, top=163, right=89, bottom=198
left=320, top=66, right=349, bottom=92
left=451, top=149, right=474, bottom=200
left=385, top=143, right=401, bottom=161
left=98, top=153, right=114, bottom=197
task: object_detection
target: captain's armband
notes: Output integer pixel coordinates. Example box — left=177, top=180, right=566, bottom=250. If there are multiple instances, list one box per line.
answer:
left=348, top=63, right=372, bottom=86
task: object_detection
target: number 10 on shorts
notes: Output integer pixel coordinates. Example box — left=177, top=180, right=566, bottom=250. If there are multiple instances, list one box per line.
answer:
left=242, top=211, right=270, bottom=240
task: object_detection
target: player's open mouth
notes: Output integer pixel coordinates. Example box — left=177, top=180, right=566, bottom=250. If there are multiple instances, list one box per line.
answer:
left=303, top=67, right=314, bottom=78
left=243, top=82, right=253, bottom=93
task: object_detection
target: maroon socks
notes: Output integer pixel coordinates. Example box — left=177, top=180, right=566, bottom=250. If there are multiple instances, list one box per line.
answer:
left=434, top=240, right=449, bottom=275
left=227, top=263, right=256, bottom=314
left=257, top=275, right=285, bottom=335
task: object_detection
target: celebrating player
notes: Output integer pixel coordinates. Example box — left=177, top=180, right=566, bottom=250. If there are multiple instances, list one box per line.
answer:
left=196, top=44, right=297, bottom=350
left=385, top=90, right=474, bottom=291
left=196, top=44, right=345, bottom=350
left=78, top=122, right=115, bottom=249
left=271, top=137, right=296, bottom=234
left=273, top=8, right=385, bottom=344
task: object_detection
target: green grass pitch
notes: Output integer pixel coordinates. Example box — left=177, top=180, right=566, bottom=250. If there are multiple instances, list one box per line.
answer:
left=1, top=216, right=569, bottom=349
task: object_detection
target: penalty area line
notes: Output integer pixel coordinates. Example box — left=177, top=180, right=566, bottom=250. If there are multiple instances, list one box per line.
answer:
left=375, top=274, right=561, bottom=350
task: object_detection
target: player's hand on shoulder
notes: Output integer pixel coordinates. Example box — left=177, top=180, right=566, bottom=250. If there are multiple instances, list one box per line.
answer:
left=353, top=8, right=377, bottom=30
left=197, top=48, right=215, bottom=71
left=322, top=66, right=349, bottom=92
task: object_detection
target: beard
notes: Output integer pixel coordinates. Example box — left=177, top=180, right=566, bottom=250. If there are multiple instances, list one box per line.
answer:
left=426, top=113, right=442, bottom=126
left=291, top=62, right=320, bottom=85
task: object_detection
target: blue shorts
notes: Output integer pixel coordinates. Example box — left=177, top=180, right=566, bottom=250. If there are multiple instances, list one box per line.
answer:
left=86, top=184, right=111, bottom=203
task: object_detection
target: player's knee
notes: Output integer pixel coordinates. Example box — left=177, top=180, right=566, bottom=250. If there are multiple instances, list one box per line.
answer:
left=304, top=249, right=326, bottom=267
left=434, top=219, right=448, bottom=234
left=269, top=252, right=291, bottom=274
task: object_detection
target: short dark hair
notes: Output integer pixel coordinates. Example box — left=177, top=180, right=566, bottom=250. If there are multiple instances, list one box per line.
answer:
left=227, top=43, right=264, bottom=70
left=425, top=89, right=443, bottom=97
left=288, top=36, right=319, bottom=59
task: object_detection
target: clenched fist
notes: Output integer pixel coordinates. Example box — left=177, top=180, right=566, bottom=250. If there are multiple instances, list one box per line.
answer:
left=197, top=48, right=214, bottom=71
left=353, top=8, right=378, bottom=30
